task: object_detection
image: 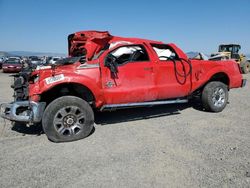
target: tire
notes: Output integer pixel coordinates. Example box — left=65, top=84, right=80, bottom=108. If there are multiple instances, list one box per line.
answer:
left=42, top=96, right=94, bottom=142
left=241, top=61, right=250, bottom=74
left=202, top=81, right=228, bottom=112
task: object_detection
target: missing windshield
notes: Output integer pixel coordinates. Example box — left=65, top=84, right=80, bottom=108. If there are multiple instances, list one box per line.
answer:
left=55, top=56, right=86, bottom=65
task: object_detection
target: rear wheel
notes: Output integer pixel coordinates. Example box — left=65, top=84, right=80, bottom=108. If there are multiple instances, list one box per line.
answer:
left=42, top=96, right=94, bottom=142
left=202, top=81, right=228, bottom=112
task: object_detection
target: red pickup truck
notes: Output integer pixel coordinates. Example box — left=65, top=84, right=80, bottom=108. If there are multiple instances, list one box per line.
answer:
left=0, top=31, right=246, bottom=142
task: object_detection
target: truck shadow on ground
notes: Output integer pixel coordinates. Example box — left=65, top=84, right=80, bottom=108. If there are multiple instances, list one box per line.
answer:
left=10, top=100, right=204, bottom=135
left=11, top=123, right=96, bottom=137
left=11, top=122, right=43, bottom=136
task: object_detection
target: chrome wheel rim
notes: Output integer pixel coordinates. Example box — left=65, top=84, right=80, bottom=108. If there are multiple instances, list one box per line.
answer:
left=53, top=106, right=85, bottom=136
left=212, top=87, right=226, bottom=107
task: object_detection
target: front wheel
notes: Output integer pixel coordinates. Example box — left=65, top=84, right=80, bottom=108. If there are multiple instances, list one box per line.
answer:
left=202, top=81, right=228, bottom=112
left=42, top=96, right=94, bottom=142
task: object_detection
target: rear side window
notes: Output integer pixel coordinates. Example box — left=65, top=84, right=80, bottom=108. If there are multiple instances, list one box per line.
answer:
left=151, top=44, right=178, bottom=60
left=110, top=45, right=150, bottom=65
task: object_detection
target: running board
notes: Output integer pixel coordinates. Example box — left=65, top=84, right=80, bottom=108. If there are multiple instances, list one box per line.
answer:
left=100, top=99, right=188, bottom=111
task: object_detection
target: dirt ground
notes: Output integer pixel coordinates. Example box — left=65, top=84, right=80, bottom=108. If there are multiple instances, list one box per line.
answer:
left=0, top=71, right=249, bottom=188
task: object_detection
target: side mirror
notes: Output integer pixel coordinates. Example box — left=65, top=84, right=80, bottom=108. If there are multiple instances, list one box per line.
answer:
left=104, top=54, right=115, bottom=67
left=104, top=54, right=118, bottom=74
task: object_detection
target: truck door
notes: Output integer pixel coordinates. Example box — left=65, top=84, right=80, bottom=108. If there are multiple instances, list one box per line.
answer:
left=100, top=44, right=157, bottom=104
left=151, top=44, right=191, bottom=99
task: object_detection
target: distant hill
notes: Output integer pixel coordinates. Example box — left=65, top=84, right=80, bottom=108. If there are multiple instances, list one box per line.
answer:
left=8, top=51, right=66, bottom=57
left=0, top=51, right=13, bottom=57
left=186, top=51, right=198, bottom=58
left=0, top=51, right=66, bottom=57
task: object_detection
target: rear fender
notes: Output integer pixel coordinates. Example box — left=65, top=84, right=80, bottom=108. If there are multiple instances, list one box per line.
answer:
left=197, top=63, right=241, bottom=89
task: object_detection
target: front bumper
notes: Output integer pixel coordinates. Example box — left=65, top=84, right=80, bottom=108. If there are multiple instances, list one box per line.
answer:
left=0, top=101, right=46, bottom=123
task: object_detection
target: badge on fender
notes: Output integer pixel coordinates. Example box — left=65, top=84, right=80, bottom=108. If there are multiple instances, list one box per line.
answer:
left=45, top=74, right=65, bottom=85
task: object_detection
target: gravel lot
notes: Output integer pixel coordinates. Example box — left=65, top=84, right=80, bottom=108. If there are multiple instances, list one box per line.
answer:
left=0, top=71, right=249, bottom=188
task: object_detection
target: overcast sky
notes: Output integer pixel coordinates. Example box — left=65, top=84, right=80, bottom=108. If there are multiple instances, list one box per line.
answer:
left=0, top=0, right=249, bottom=55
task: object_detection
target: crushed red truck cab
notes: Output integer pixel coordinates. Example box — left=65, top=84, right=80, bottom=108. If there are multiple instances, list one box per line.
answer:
left=0, top=30, right=246, bottom=142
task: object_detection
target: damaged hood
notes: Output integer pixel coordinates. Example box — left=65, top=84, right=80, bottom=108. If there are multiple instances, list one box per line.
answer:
left=68, top=30, right=113, bottom=60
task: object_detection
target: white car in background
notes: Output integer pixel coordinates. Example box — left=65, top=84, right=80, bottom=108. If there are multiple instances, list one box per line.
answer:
left=29, top=56, right=43, bottom=65
left=49, top=57, right=61, bottom=64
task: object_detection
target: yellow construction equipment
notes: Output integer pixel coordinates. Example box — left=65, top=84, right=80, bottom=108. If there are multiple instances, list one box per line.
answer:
left=210, top=44, right=250, bottom=74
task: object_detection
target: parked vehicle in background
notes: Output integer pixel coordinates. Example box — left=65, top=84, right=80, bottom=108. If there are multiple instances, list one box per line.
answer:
left=49, top=57, right=61, bottom=64
left=44, top=56, right=52, bottom=64
left=29, top=56, right=43, bottom=65
left=8, top=56, right=21, bottom=61
left=2, top=57, right=22, bottom=73
left=210, top=44, right=250, bottom=74
left=0, top=57, right=5, bottom=69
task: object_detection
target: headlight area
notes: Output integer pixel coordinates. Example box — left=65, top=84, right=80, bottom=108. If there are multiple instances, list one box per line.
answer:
left=29, top=94, right=41, bottom=102
left=28, top=74, right=41, bottom=102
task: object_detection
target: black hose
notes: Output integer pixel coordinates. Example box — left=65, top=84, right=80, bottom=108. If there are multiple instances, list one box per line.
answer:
left=159, top=56, right=192, bottom=85
left=172, top=57, right=192, bottom=85
left=168, top=58, right=185, bottom=84
left=175, top=58, right=192, bottom=85
left=179, top=57, right=192, bottom=76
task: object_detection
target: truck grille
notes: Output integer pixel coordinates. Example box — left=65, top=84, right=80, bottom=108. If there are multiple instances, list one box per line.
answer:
left=11, top=73, right=29, bottom=101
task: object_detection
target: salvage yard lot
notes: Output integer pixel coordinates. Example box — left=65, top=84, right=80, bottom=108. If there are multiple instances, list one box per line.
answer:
left=0, top=71, right=249, bottom=187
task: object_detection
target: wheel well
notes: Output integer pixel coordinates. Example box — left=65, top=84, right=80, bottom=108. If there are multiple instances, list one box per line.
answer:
left=208, top=72, right=229, bottom=86
left=40, top=83, right=95, bottom=107
left=191, top=72, right=230, bottom=97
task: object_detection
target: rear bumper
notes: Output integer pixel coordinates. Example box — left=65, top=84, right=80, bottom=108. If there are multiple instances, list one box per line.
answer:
left=241, top=79, right=247, bottom=87
left=0, top=101, right=46, bottom=123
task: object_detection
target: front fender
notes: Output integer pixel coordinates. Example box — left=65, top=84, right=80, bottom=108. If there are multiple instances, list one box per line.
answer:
left=30, top=72, right=104, bottom=107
